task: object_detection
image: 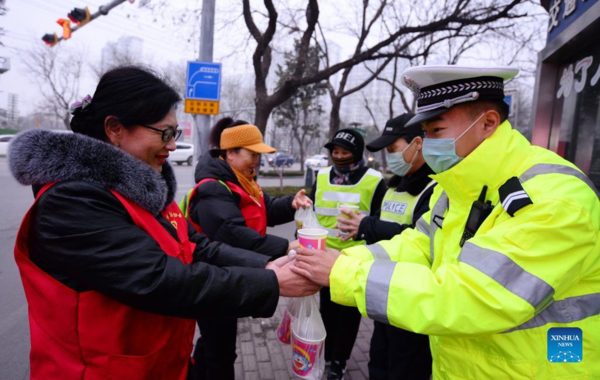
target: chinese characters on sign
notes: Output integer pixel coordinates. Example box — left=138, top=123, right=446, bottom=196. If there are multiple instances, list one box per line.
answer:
left=556, top=55, right=600, bottom=99
left=548, top=0, right=594, bottom=33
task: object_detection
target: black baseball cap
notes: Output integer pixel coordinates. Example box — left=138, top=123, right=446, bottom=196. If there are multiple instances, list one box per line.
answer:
left=366, top=113, right=421, bottom=152
left=324, top=128, right=365, bottom=161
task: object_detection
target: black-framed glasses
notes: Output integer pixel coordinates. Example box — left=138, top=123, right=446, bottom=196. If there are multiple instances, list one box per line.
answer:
left=139, top=124, right=182, bottom=142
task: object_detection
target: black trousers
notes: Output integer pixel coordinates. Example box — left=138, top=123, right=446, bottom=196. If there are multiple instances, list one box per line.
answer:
left=192, top=318, right=238, bottom=380
left=320, top=287, right=362, bottom=363
left=368, top=320, right=432, bottom=380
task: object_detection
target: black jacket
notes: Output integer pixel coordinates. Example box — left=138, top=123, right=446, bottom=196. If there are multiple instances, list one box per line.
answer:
left=357, top=164, right=436, bottom=244
left=9, top=130, right=279, bottom=320
left=189, top=151, right=295, bottom=258
left=309, top=165, right=388, bottom=219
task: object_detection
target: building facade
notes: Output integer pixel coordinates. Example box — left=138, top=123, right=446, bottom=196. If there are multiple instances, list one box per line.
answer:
left=531, top=0, right=600, bottom=189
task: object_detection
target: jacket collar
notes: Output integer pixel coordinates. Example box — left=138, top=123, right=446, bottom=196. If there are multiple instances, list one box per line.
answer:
left=9, top=130, right=176, bottom=215
left=194, top=150, right=241, bottom=187
left=430, top=121, right=531, bottom=206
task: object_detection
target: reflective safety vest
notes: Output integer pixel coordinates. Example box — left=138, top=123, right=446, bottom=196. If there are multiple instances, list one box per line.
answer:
left=380, top=180, right=436, bottom=225
left=329, top=121, right=600, bottom=379
left=181, top=178, right=267, bottom=236
left=15, top=183, right=196, bottom=380
left=315, top=166, right=383, bottom=250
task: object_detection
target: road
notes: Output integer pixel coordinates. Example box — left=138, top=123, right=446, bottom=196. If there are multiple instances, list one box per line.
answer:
left=0, top=157, right=305, bottom=379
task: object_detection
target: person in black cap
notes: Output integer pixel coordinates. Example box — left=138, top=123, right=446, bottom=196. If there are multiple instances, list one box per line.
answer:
left=337, top=113, right=434, bottom=380
left=308, top=128, right=386, bottom=380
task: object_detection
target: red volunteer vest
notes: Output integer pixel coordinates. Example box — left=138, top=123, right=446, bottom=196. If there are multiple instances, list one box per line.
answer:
left=186, top=178, right=267, bottom=236
left=15, top=183, right=196, bottom=380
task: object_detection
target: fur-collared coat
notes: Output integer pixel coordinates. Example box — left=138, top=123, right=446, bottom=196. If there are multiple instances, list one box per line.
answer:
left=9, top=130, right=279, bottom=319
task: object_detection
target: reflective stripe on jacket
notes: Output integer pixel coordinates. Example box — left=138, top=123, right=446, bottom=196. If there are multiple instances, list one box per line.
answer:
left=315, top=166, right=383, bottom=250
left=16, top=183, right=196, bottom=380
left=330, top=121, right=600, bottom=379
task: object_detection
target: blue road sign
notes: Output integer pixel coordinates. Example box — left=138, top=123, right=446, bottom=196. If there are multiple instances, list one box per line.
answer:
left=186, top=61, right=222, bottom=101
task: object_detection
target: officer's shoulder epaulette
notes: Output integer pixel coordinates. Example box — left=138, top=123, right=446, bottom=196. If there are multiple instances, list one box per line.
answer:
left=499, top=177, right=533, bottom=217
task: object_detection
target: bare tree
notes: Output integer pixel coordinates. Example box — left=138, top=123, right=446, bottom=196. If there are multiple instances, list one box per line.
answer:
left=273, top=40, right=325, bottom=172
left=0, top=0, right=7, bottom=47
left=219, top=76, right=256, bottom=121
left=242, top=0, right=525, bottom=136
left=22, top=44, right=85, bottom=130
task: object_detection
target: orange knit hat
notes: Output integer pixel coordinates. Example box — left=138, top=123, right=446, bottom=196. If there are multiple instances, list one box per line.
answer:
left=220, top=124, right=276, bottom=153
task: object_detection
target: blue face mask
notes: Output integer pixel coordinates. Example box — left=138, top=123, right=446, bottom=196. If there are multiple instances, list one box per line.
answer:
left=387, top=140, right=417, bottom=177
left=422, top=113, right=485, bottom=173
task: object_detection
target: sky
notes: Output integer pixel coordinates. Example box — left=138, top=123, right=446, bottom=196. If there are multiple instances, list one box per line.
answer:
left=0, top=0, right=365, bottom=115
left=1, top=0, right=201, bottom=114
left=0, top=0, right=549, bottom=118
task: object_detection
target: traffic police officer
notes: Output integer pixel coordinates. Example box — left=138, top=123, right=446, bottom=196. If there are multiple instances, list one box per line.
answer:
left=337, top=113, right=435, bottom=380
left=293, top=65, right=600, bottom=379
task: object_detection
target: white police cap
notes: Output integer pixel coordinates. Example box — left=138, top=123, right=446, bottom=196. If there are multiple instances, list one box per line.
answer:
left=401, top=65, right=519, bottom=126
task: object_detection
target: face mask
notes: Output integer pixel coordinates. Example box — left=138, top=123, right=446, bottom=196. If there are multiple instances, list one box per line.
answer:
left=423, top=113, right=485, bottom=173
left=332, top=155, right=354, bottom=171
left=387, top=140, right=418, bottom=177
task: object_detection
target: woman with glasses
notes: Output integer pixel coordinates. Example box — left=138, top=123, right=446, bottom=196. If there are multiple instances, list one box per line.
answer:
left=8, top=66, right=318, bottom=380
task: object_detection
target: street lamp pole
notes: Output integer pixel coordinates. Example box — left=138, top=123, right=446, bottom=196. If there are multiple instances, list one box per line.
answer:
left=193, top=0, right=216, bottom=163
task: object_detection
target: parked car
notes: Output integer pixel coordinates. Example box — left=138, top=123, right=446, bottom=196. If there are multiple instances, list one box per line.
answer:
left=168, top=142, right=194, bottom=166
left=0, top=135, right=14, bottom=157
left=304, top=154, right=328, bottom=168
left=268, top=153, right=294, bottom=167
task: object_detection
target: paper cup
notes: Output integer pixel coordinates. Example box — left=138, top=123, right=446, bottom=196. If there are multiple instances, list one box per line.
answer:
left=338, top=203, right=360, bottom=219
left=298, top=228, right=327, bottom=250
left=276, top=310, right=292, bottom=345
left=292, top=332, right=324, bottom=378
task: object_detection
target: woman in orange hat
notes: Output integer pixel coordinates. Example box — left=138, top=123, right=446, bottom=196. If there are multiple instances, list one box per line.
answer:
left=182, top=117, right=312, bottom=380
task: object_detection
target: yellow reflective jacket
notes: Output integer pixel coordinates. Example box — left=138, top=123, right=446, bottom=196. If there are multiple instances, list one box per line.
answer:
left=330, top=121, right=600, bottom=379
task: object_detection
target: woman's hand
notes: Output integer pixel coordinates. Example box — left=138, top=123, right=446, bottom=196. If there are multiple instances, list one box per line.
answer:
left=291, top=189, right=312, bottom=210
left=336, top=209, right=366, bottom=241
left=288, top=239, right=301, bottom=253
left=271, top=261, right=321, bottom=297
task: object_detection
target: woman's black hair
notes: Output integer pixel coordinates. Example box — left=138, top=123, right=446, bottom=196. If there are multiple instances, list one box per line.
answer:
left=209, top=117, right=249, bottom=157
left=70, top=66, right=181, bottom=141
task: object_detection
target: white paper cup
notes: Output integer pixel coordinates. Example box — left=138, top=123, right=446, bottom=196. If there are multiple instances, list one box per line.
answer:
left=338, top=203, right=360, bottom=219
left=298, top=228, right=328, bottom=250
left=292, top=332, right=325, bottom=378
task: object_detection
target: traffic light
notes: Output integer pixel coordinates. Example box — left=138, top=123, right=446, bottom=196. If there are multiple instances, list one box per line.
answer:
left=57, top=19, right=72, bottom=40
left=68, top=7, right=91, bottom=26
left=41, top=33, right=59, bottom=47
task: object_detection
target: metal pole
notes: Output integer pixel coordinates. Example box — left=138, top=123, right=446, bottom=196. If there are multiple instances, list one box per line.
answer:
left=193, top=0, right=216, bottom=163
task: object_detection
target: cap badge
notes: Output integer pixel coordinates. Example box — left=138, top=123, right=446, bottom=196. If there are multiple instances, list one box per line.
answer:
left=403, top=76, right=420, bottom=95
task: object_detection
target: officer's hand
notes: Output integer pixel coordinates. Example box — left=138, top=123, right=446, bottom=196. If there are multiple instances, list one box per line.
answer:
left=272, top=261, right=321, bottom=297
left=290, top=247, right=341, bottom=287
left=336, top=209, right=366, bottom=241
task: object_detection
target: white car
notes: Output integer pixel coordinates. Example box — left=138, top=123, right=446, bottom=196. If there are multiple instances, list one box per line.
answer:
left=304, top=154, right=328, bottom=168
left=169, top=142, right=194, bottom=166
left=0, top=135, right=14, bottom=157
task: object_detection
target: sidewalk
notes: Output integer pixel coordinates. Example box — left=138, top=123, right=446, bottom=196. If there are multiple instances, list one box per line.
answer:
left=194, top=297, right=374, bottom=380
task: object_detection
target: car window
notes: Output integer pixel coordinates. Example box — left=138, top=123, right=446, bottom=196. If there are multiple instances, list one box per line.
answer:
left=176, top=144, right=190, bottom=149
left=0, top=136, right=13, bottom=142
